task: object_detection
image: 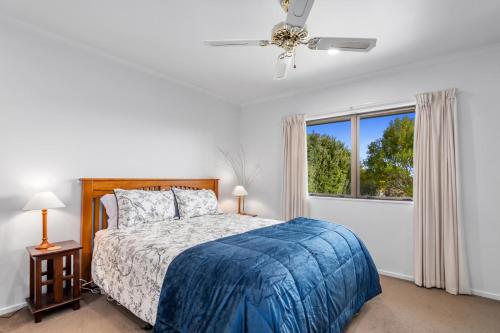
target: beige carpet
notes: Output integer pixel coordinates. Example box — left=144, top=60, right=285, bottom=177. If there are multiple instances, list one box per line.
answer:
left=1, top=276, right=499, bottom=333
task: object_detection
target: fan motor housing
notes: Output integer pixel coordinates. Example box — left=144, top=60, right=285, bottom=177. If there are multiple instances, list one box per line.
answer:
left=271, top=22, right=308, bottom=52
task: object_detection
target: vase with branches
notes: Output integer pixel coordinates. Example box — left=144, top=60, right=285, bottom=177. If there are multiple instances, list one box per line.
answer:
left=218, top=147, right=261, bottom=214
left=218, top=147, right=261, bottom=188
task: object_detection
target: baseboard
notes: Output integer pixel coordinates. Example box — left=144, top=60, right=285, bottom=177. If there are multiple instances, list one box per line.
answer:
left=0, top=301, right=26, bottom=316
left=471, top=289, right=500, bottom=301
left=378, top=269, right=414, bottom=282
left=378, top=270, right=500, bottom=301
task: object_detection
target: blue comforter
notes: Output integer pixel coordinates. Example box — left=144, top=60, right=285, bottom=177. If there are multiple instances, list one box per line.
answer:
left=154, top=217, right=381, bottom=333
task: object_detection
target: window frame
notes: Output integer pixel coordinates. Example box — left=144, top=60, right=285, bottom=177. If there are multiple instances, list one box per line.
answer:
left=306, top=105, right=416, bottom=202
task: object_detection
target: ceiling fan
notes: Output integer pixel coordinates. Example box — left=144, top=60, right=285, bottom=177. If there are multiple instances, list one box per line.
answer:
left=205, top=0, right=377, bottom=80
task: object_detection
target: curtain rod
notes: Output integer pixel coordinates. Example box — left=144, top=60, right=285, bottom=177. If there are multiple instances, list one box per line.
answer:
left=305, top=99, right=416, bottom=121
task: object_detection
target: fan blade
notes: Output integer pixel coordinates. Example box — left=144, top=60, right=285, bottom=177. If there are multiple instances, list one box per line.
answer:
left=274, top=52, right=293, bottom=80
left=205, top=40, right=270, bottom=47
left=308, top=37, right=377, bottom=52
left=286, top=0, right=315, bottom=28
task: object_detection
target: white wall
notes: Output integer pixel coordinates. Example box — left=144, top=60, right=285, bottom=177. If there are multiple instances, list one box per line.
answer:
left=240, top=45, right=500, bottom=300
left=0, top=17, right=240, bottom=313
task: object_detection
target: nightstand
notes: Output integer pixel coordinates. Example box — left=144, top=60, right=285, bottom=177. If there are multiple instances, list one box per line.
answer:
left=26, top=240, right=82, bottom=323
left=240, top=213, right=258, bottom=217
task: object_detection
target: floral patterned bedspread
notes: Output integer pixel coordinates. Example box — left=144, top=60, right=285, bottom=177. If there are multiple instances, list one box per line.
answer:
left=91, top=213, right=282, bottom=325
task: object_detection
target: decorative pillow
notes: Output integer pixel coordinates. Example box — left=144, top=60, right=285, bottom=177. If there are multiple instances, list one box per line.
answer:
left=172, top=188, right=221, bottom=219
left=100, top=194, right=118, bottom=229
left=114, top=189, right=176, bottom=228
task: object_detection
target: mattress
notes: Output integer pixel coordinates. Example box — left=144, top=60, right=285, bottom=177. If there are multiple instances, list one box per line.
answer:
left=91, top=213, right=282, bottom=325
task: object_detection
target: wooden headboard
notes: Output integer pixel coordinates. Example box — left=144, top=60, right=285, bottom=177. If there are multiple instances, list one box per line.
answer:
left=80, top=178, right=219, bottom=281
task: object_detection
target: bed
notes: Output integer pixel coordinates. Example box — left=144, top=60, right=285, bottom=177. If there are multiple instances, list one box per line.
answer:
left=81, top=178, right=381, bottom=332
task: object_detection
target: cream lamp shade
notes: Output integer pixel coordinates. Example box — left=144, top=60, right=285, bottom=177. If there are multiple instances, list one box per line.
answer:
left=23, top=191, right=65, bottom=211
left=232, top=185, right=248, bottom=197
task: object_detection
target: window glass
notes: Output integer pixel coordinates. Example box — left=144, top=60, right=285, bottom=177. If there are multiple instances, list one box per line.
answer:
left=307, top=120, right=351, bottom=196
left=359, top=112, right=415, bottom=199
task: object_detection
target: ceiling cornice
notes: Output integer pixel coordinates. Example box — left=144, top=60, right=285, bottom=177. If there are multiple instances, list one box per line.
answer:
left=241, top=42, right=500, bottom=108
left=0, top=13, right=241, bottom=108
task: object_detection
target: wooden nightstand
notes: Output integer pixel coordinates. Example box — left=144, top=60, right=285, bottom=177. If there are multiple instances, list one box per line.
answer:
left=239, top=213, right=258, bottom=217
left=26, top=240, right=82, bottom=323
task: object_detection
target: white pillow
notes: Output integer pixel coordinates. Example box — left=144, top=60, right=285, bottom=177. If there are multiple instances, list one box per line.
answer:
left=172, top=188, right=221, bottom=219
left=114, top=189, right=176, bottom=228
left=100, top=194, right=118, bottom=229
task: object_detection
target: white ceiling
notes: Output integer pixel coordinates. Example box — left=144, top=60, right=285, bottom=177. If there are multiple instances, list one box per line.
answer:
left=1, top=0, right=500, bottom=105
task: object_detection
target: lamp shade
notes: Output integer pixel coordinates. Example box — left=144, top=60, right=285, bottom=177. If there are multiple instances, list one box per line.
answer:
left=232, top=185, right=248, bottom=197
left=23, top=192, right=65, bottom=211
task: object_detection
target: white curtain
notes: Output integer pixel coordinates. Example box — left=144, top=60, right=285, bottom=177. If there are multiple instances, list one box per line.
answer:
left=282, top=114, right=307, bottom=220
left=413, top=88, right=470, bottom=295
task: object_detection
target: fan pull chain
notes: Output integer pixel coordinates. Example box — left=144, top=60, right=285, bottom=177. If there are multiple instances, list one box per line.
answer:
left=293, top=49, right=297, bottom=69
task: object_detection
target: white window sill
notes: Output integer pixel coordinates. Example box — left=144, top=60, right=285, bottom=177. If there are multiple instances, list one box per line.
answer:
left=308, top=195, right=414, bottom=205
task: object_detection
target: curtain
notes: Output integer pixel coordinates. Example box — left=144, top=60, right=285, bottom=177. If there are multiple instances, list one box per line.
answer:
left=413, top=88, right=470, bottom=294
left=282, top=114, right=307, bottom=220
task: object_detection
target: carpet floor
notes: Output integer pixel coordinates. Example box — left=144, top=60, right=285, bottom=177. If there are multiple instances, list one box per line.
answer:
left=1, top=276, right=499, bottom=333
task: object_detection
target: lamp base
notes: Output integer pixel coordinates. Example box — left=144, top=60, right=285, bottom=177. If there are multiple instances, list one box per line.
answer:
left=237, top=196, right=246, bottom=215
left=35, top=240, right=57, bottom=250
left=35, top=210, right=61, bottom=250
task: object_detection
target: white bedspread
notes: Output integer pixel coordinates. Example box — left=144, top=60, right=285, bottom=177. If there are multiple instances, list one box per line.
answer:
left=91, top=214, right=282, bottom=325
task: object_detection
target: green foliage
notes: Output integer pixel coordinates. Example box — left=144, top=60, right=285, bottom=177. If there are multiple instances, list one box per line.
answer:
left=360, top=117, right=414, bottom=198
left=307, top=133, right=351, bottom=195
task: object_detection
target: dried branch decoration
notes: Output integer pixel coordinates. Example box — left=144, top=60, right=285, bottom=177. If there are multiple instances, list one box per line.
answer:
left=218, top=147, right=261, bottom=188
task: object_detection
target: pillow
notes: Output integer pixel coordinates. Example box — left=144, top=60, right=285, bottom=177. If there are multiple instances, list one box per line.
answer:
left=100, top=194, right=118, bottom=229
left=172, top=188, right=221, bottom=219
left=114, top=189, right=176, bottom=228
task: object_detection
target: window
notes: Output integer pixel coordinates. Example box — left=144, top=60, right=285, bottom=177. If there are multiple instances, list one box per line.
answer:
left=307, top=106, right=415, bottom=200
left=307, top=119, right=352, bottom=196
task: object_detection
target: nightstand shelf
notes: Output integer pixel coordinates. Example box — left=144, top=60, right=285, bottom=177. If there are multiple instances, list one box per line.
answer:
left=26, top=240, right=82, bottom=323
left=26, top=288, right=78, bottom=313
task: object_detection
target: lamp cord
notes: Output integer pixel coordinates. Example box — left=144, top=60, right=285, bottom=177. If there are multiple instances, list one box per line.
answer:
left=80, top=279, right=102, bottom=294
left=80, top=279, right=121, bottom=306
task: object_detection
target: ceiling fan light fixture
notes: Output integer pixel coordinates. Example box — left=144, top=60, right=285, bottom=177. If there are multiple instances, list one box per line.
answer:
left=206, top=0, right=378, bottom=80
left=280, top=0, right=289, bottom=13
left=328, top=48, right=340, bottom=56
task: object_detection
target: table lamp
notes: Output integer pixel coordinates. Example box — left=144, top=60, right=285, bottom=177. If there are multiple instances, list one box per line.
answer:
left=23, top=191, right=65, bottom=250
left=232, top=185, right=248, bottom=214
